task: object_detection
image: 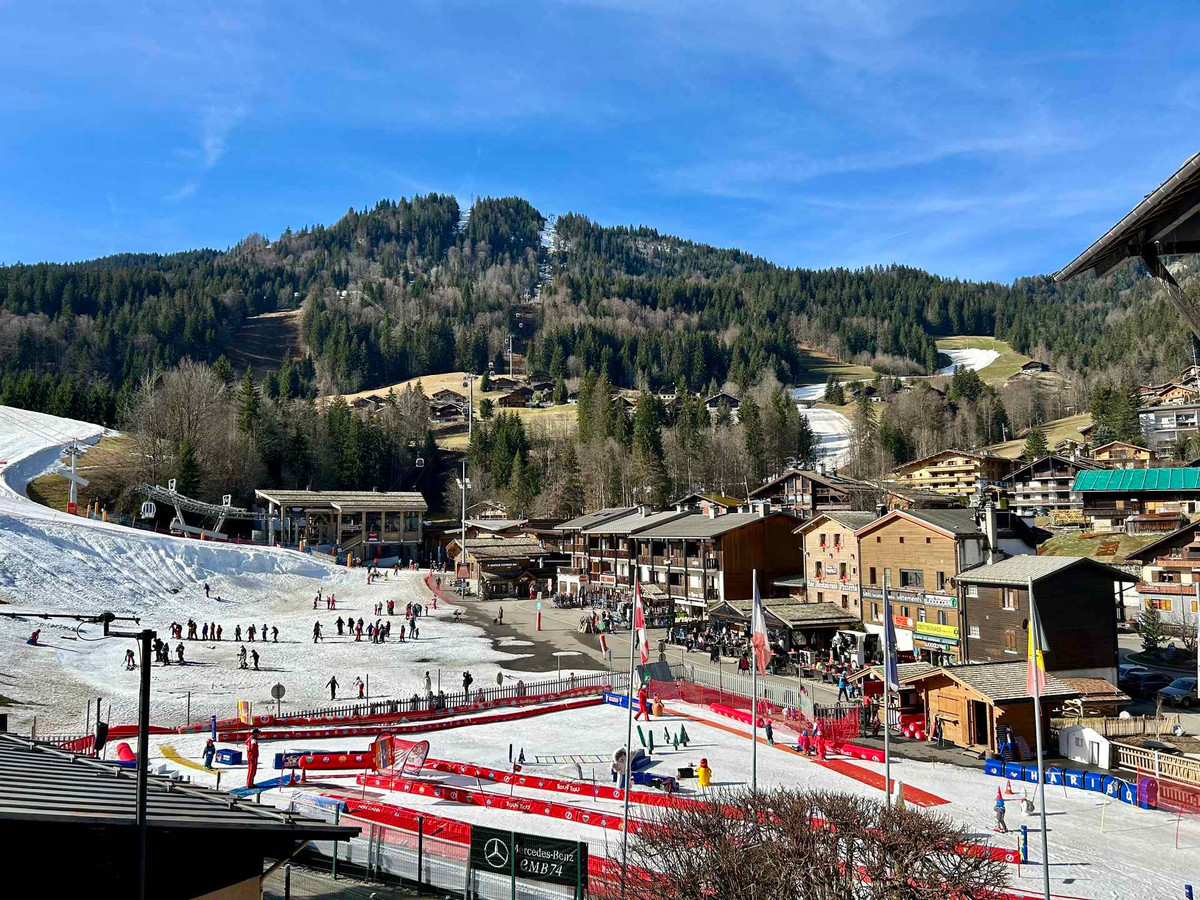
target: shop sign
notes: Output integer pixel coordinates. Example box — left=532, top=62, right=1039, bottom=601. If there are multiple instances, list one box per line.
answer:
left=599, top=574, right=617, bottom=586
left=914, top=632, right=959, bottom=646
left=914, top=621, right=959, bottom=640
left=892, top=614, right=913, bottom=629
left=807, top=579, right=857, bottom=593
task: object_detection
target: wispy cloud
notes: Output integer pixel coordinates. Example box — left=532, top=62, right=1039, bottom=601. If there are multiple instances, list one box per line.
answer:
left=201, top=104, right=246, bottom=169
left=164, top=181, right=199, bottom=202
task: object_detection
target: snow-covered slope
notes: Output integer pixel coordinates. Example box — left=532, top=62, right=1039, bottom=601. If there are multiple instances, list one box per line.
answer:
left=937, top=347, right=1000, bottom=375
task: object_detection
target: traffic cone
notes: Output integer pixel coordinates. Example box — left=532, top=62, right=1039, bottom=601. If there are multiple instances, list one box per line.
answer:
left=995, top=786, right=1004, bottom=804
left=1004, top=779, right=1014, bottom=795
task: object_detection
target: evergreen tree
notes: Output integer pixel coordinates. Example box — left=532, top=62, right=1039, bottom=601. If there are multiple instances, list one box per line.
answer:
left=480, top=369, right=491, bottom=392
left=795, top=411, right=818, bottom=469
left=212, top=355, right=233, bottom=387
left=824, top=375, right=845, bottom=406
left=507, top=454, right=535, bottom=515
left=552, top=374, right=566, bottom=405
left=632, top=392, right=669, bottom=505
left=555, top=443, right=585, bottom=519
left=479, top=397, right=494, bottom=420
left=237, top=368, right=261, bottom=436
left=741, top=399, right=767, bottom=486
left=714, top=400, right=733, bottom=428
left=1139, top=602, right=1166, bottom=652
left=850, top=392, right=878, bottom=478
left=1022, top=425, right=1049, bottom=460
left=175, top=438, right=202, bottom=497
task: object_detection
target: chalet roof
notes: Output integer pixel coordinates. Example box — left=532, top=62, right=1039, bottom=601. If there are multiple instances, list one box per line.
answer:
left=556, top=507, right=636, bottom=531
left=749, top=467, right=869, bottom=499
left=847, top=661, right=937, bottom=684
left=724, top=599, right=859, bottom=629
left=464, top=518, right=528, bottom=532
left=1006, top=454, right=1099, bottom=482
left=1092, top=440, right=1153, bottom=455
left=636, top=510, right=795, bottom=540
left=1055, top=151, right=1200, bottom=282
left=671, top=491, right=742, bottom=508
left=1073, top=467, right=1200, bottom=493
left=457, top=537, right=545, bottom=560
left=857, top=508, right=983, bottom=539
left=956, top=555, right=1137, bottom=587
left=1125, top=518, right=1200, bottom=562
left=1059, top=677, right=1130, bottom=706
left=889, top=448, right=1010, bottom=475
left=906, top=661, right=1078, bottom=704
left=583, top=508, right=690, bottom=536
left=0, top=734, right=358, bottom=836
left=704, top=391, right=741, bottom=406
left=793, top=511, right=878, bottom=535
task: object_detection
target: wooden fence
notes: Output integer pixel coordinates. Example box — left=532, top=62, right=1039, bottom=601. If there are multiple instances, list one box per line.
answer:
left=1112, top=741, right=1200, bottom=787
left=1051, top=714, right=1180, bottom=739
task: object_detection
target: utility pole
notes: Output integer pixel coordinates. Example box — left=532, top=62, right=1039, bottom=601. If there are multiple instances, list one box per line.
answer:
left=456, top=463, right=471, bottom=599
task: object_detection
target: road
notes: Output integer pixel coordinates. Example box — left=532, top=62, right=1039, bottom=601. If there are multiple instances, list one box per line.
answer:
left=1117, top=632, right=1199, bottom=733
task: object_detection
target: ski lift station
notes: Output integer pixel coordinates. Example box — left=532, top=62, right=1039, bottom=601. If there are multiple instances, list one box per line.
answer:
left=254, top=489, right=428, bottom=561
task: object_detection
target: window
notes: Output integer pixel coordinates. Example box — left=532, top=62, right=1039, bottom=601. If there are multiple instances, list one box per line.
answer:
left=900, top=605, right=910, bottom=618
left=966, top=584, right=979, bottom=598
left=841, top=595, right=848, bottom=609
left=899, top=536, right=905, bottom=544
left=869, top=566, right=877, bottom=585
left=925, top=536, right=931, bottom=544
left=1152, top=598, right=1174, bottom=612
left=834, top=533, right=842, bottom=549
left=900, top=568, right=924, bottom=589
left=838, top=562, right=848, bottom=580
left=876, top=536, right=881, bottom=543
left=1002, top=588, right=1018, bottom=610
left=918, top=608, right=927, bottom=623
left=969, top=624, right=980, bottom=639
left=1003, top=630, right=1018, bottom=653
left=871, top=602, right=880, bottom=620
left=819, top=532, right=827, bottom=548
left=936, top=571, right=946, bottom=591
left=814, top=561, right=823, bottom=578
left=937, top=610, right=948, bottom=626
left=817, top=592, right=824, bottom=603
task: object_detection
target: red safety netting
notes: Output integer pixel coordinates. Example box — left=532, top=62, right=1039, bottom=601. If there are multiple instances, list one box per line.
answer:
left=1134, top=769, right=1200, bottom=850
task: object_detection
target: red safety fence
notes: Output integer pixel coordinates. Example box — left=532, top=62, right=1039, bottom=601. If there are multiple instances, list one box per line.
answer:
left=217, top=696, right=603, bottom=743
left=423, top=758, right=712, bottom=811
left=357, top=773, right=654, bottom=835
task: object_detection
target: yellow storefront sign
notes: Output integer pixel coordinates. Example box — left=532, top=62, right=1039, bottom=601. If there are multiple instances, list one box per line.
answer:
left=914, top=621, right=959, bottom=640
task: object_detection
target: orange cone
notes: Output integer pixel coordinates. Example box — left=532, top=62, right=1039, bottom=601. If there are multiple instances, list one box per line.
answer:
left=1004, top=779, right=1014, bottom=795
left=995, top=786, right=1004, bottom=803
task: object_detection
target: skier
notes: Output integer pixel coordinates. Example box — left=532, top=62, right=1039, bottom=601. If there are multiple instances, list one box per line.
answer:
left=202, top=623, right=209, bottom=641
left=238, top=645, right=248, bottom=669
left=124, top=649, right=136, bottom=670
left=353, top=676, right=364, bottom=699
left=247, top=625, right=256, bottom=642
left=765, top=719, right=775, bottom=746
left=327, top=675, right=339, bottom=700
left=216, top=624, right=222, bottom=641
left=425, top=671, right=433, bottom=695
left=994, top=792, right=1008, bottom=833
left=202, top=738, right=216, bottom=769
left=336, top=616, right=344, bottom=636
left=235, top=625, right=242, bottom=642
left=204, top=582, right=210, bottom=598
left=175, top=642, right=185, bottom=664
left=313, top=621, right=322, bottom=643
left=251, top=649, right=260, bottom=671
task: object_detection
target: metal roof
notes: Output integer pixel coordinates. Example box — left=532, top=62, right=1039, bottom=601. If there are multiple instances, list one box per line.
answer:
left=1072, top=467, right=1200, bottom=493
left=905, top=661, right=1079, bottom=704
left=583, top=509, right=691, bottom=536
left=635, top=511, right=792, bottom=539
left=1055, top=151, right=1200, bottom=282
left=724, top=598, right=859, bottom=629
left=859, top=508, right=983, bottom=538
left=465, top=518, right=528, bottom=531
left=794, top=511, right=878, bottom=534
left=0, top=734, right=358, bottom=836
left=556, top=507, right=636, bottom=531
left=254, top=489, right=427, bottom=511
left=956, top=555, right=1137, bottom=587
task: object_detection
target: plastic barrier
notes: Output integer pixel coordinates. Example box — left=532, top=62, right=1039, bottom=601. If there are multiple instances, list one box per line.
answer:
left=358, top=773, right=653, bottom=834
left=218, top=696, right=603, bottom=743
left=215, top=748, right=243, bottom=765
left=115, top=742, right=136, bottom=762
left=299, top=749, right=374, bottom=771
left=709, top=703, right=767, bottom=728
left=837, top=742, right=885, bottom=764
left=985, top=756, right=1157, bottom=812
left=984, top=759, right=1003, bottom=777
left=1022, top=764, right=1040, bottom=784
left=1003, top=762, right=1023, bottom=781
left=1084, top=771, right=1105, bottom=792
left=1064, top=769, right=1085, bottom=789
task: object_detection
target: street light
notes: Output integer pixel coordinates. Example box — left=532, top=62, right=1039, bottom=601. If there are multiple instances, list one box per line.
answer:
left=455, top=462, right=471, bottom=598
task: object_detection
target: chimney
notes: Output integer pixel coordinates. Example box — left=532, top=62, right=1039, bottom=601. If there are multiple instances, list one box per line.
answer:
left=984, top=502, right=999, bottom=564
left=640, top=505, right=651, bottom=517
left=875, top=502, right=886, bottom=520
left=707, top=506, right=718, bottom=519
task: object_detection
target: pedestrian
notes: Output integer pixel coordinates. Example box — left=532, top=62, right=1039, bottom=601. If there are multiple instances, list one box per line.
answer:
left=837, top=673, right=850, bottom=702
left=738, top=653, right=750, bottom=673
left=765, top=719, right=775, bottom=746
left=204, top=582, right=210, bottom=598
left=175, top=642, right=185, bottom=664
left=238, top=645, right=248, bottom=669
left=262, top=622, right=268, bottom=641
left=251, top=649, right=260, bottom=671
left=216, top=624, right=222, bottom=641
left=202, top=738, right=216, bottom=769
left=425, top=671, right=432, bottom=695
left=202, top=623, right=209, bottom=641
left=498, top=606, right=504, bottom=624
left=336, top=616, right=344, bottom=636
left=994, top=792, right=1008, bottom=833
left=313, top=621, right=322, bottom=643
left=463, top=671, right=473, bottom=693
left=327, top=675, right=339, bottom=700
left=272, top=626, right=278, bottom=643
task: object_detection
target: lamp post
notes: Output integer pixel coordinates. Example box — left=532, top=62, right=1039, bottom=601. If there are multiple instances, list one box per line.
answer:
left=455, top=463, right=471, bottom=599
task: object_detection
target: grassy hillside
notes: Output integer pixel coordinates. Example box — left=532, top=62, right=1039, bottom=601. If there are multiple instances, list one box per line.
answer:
left=334, top=371, right=578, bottom=449
left=226, top=309, right=304, bottom=380
left=793, top=347, right=877, bottom=387
left=26, top=434, right=132, bottom=512
left=987, top=412, right=1092, bottom=459
left=935, top=335, right=1035, bottom=384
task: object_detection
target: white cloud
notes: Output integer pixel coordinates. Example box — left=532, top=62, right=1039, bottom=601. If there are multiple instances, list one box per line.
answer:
left=164, top=181, right=198, bottom=202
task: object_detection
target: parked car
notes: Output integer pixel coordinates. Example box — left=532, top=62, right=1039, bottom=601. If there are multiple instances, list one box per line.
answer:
left=1131, top=671, right=1175, bottom=698
left=1158, top=677, right=1198, bottom=708
left=1117, top=665, right=1149, bottom=691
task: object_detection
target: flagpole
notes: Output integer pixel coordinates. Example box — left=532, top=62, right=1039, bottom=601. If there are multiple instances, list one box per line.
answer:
left=1029, top=577, right=1051, bottom=900
left=882, top=570, right=892, bottom=807
left=751, top=569, right=758, bottom=793
left=620, top=580, right=638, bottom=900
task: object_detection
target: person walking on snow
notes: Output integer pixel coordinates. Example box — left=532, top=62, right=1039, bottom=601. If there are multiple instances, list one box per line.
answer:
left=202, top=623, right=209, bottom=641
left=216, top=624, right=222, bottom=641
left=463, top=671, right=473, bottom=693
left=327, top=675, right=339, bottom=700
left=247, top=625, right=255, bottom=642
left=635, top=682, right=651, bottom=721
left=238, top=645, right=248, bottom=669
left=175, top=642, right=185, bottom=664
left=313, top=621, right=322, bottom=643
left=202, top=738, right=216, bottom=769
left=251, top=649, right=260, bottom=671
left=235, top=625, right=242, bottom=642
left=425, top=671, right=432, bottom=695
left=994, top=792, right=1008, bottom=833
left=765, top=719, right=775, bottom=746
left=204, top=582, right=210, bottom=598
left=271, top=626, right=278, bottom=643
left=336, top=616, right=344, bottom=636
left=353, top=676, right=364, bottom=699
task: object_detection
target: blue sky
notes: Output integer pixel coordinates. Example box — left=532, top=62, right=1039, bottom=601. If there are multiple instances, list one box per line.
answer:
left=2, top=1, right=1196, bottom=281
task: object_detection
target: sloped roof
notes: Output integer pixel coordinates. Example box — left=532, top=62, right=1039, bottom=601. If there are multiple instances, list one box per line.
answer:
left=465, top=518, right=528, bottom=532
left=956, top=555, right=1137, bottom=586
left=848, top=661, right=937, bottom=684
left=254, top=489, right=427, bottom=511
left=583, top=508, right=689, bottom=536
left=636, top=511, right=795, bottom=539
left=0, top=734, right=358, bottom=836
left=749, top=467, right=870, bottom=499
left=906, top=661, right=1078, bottom=704
left=1059, top=677, right=1129, bottom=705
left=1073, top=467, right=1200, bottom=492
left=1125, top=518, right=1200, bottom=563
left=1092, top=440, right=1153, bottom=455
left=725, top=599, right=859, bottom=629
left=858, top=508, right=983, bottom=538
left=1006, top=454, right=1099, bottom=481
left=556, top=507, right=636, bottom=531
left=794, top=511, right=878, bottom=535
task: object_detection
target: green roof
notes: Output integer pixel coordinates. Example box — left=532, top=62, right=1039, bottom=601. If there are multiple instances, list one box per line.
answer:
left=1072, top=467, right=1200, bottom=492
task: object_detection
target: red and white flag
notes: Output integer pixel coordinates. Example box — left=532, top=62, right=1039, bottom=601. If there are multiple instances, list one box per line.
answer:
left=634, top=581, right=650, bottom=666
left=750, top=573, right=770, bottom=675
left=599, top=632, right=610, bottom=658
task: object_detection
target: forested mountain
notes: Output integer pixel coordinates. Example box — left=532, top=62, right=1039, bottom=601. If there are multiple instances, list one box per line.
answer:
left=1, top=192, right=1196, bottom=429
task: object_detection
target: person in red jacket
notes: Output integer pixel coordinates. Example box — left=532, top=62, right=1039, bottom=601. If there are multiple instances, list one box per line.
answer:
left=245, top=729, right=260, bottom=788
left=635, top=682, right=651, bottom=721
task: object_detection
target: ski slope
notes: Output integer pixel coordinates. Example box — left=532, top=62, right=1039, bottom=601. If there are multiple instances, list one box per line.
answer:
left=790, top=344, right=1001, bottom=404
